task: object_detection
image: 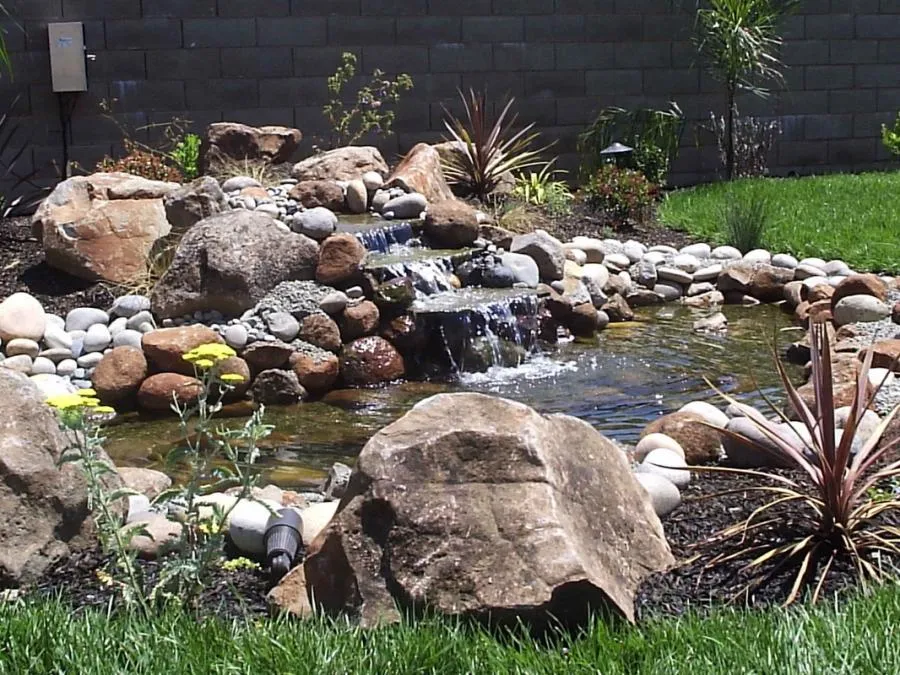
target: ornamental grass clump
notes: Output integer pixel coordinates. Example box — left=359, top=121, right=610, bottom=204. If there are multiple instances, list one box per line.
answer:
left=704, top=322, right=900, bottom=605
left=49, top=344, right=271, bottom=613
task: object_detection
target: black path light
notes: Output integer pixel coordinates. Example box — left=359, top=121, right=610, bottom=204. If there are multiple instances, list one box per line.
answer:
left=599, top=142, right=634, bottom=168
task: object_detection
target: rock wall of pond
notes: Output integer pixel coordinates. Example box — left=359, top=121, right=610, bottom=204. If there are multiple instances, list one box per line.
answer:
left=3, top=0, right=898, bottom=191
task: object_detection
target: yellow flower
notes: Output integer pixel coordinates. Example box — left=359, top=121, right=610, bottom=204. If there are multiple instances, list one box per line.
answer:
left=77, top=388, right=97, bottom=397
left=182, top=343, right=236, bottom=366
left=46, top=393, right=87, bottom=410
left=93, top=405, right=116, bottom=414
left=193, top=358, right=215, bottom=370
left=219, top=373, right=245, bottom=384
left=79, top=397, right=101, bottom=408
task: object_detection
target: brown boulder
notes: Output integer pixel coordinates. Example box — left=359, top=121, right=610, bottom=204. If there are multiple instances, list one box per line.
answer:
left=137, top=373, right=203, bottom=412
left=603, top=294, right=634, bottom=322
left=298, top=313, right=342, bottom=352
left=831, top=273, right=887, bottom=308
left=423, top=200, right=480, bottom=248
left=220, top=356, right=252, bottom=398
left=386, top=142, right=455, bottom=204
left=163, top=176, right=227, bottom=233
left=93, top=346, right=148, bottom=405
left=289, top=181, right=346, bottom=211
left=290, top=350, right=340, bottom=393
left=304, top=393, right=672, bottom=626
left=316, top=233, right=367, bottom=286
left=379, top=314, right=427, bottom=351
left=340, top=336, right=405, bottom=386
left=893, top=301, right=900, bottom=325
left=788, top=352, right=873, bottom=419
left=151, top=210, right=319, bottom=319
left=117, top=467, right=172, bottom=500
left=292, top=146, right=388, bottom=182
left=250, top=369, right=307, bottom=405
left=200, top=122, right=301, bottom=172
left=242, top=341, right=294, bottom=374
left=641, top=412, right=723, bottom=464
left=864, top=339, right=900, bottom=371
left=716, top=263, right=753, bottom=294
left=748, top=265, right=795, bottom=303
left=267, top=564, right=314, bottom=618
left=569, top=302, right=601, bottom=337
left=808, top=300, right=833, bottom=324
left=32, top=172, right=177, bottom=283
left=0, top=370, right=122, bottom=585
left=141, top=326, right=224, bottom=375
left=807, top=283, right=834, bottom=304
left=340, top=301, right=380, bottom=341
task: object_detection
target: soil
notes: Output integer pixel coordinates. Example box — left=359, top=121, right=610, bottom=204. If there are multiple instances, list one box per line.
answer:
left=0, top=216, right=116, bottom=316
left=635, top=468, right=900, bottom=619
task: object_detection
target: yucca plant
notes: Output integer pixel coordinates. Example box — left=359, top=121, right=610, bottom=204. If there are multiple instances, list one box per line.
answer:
left=703, top=322, right=900, bottom=605
left=513, top=160, right=574, bottom=215
left=442, top=89, right=552, bottom=202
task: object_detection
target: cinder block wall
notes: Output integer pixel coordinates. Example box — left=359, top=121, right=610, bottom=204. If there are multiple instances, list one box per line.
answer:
left=2, top=0, right=898, bottom=190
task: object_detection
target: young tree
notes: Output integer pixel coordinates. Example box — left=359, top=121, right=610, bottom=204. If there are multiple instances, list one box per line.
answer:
left=694, top=0, right=794, bottom=179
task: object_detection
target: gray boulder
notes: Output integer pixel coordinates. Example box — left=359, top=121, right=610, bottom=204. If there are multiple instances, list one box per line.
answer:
left=164, top=176, right=228, bottom=233
left=151, top=210, right=319, bottom=319
left=510, top=231, right=565, bottom=281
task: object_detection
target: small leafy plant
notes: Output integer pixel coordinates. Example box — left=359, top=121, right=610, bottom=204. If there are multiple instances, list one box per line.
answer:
left=322, top=52, right=413, bottom=148
left=442, top=89, right=552, bottom=202
left=583, top=164, right=657, bottom=226
left=710, top=110, right=781, bottom=179
left=170, top=133, right=201, bottom=181
left=882, top=113, right=900, bottom=158
left=513, top=162, right=574, bottom=216
left=704, top=322, right=900, bottom=604
left=97, top=139, right=184, bottom=183
left=721, top=191, right=770, bottom=252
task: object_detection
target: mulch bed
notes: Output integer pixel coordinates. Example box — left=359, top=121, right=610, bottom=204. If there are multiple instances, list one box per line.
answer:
left=635, top=468, right=899, bottom=619
left=0, top=216, right=115, bottom=316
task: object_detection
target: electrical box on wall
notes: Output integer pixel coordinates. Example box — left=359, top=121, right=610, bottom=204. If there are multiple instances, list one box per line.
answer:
left=48, top=22, right=87, bottom=93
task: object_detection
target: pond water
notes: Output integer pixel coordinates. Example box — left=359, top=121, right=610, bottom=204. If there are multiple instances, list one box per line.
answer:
left=104, top=303, right=805, bottom=489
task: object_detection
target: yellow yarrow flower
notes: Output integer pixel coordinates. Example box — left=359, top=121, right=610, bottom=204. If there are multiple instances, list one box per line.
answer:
left=46, top=393, right=87, bottom=410
left=219, top=373, right=245, bottom=384
left=93, top=406, right=116, bottom=415
left=77, top=388, right=97, bottom=397
left=182, top=343, right=236, bottom=365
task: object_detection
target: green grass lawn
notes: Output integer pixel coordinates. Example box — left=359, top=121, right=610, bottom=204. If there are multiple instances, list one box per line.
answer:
left=2, top=586, right=900, bottom=674
left=658, top=171, right=900, bottom=274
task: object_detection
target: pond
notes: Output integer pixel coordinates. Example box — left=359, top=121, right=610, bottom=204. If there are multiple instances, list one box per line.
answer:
left=104, top=302, right=805, bottom=489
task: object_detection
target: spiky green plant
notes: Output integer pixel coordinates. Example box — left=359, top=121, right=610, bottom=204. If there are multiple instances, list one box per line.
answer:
left=704, top=322, right=900, bottom=605
left=442, top=89, right=552, bottom=202
left=721, top=191, right=769, bottom=252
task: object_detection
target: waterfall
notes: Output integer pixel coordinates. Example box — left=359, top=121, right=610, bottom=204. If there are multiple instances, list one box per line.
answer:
left=353, top=222, right=414, bottom=253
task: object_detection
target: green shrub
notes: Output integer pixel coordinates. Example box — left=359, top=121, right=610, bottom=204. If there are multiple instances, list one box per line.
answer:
left=171, top=133, right=201, bottom=181
left=583, top=164, right=657, bottom=226
left=721, top=191, right=769, bottom=252
left=513, top=162, right=574, bottom=216
left=882, top=113, right=900, bottom=158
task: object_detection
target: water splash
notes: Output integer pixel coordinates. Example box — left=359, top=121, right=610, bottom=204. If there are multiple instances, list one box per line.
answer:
left=353, top=222, right=414, bottom=252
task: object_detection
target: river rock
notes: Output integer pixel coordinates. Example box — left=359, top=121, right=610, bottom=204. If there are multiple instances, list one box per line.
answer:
left=319, top=291, right=350, bottom=315
left=1, top=354, right=32, bottom=373
left=65, top=307, right=109, bottom=332
left=32, top=172, right=177, bottom=283
left=289, top=181, right=345, bottom=212
left=83, top=324, right=112, bottom=353
left=151, top=210, right=319, bottom=319
left=833, top=295, right=891, bottom=325
left=386, top=143, right=455, bottom=204
left=721, top=416, right=794, bottom=468
left=265, top=312, right=301, bottom=342
left=0, top=370, right=122, bottom=584
left=500, top=253, right=540, bottom=288
left=743, top=249, right=771, bottom=265
left=267, top=563, right=314, bottom=618
left=298, top=314, right=342, bottom=353
left=292, top=206, right=338, bottom=242
left=711, top=246, right=742, bottom=260
left=603, top=294, right=634, bottom=322
left=749, top=265, right=795, bottom=303
left=118, top=467, right=172, bottom=500
left=125, top=513, right=183, bottom=560
left=42, top=324, right=72, bottom=350
left=640, top=448, right=690, bottom=489
left=316, top=234, right=367, bottom=286
left=201, top=122, right=301, bottom=172
left=653, top=282, right=682, bottom=302
left=831, top=273, right=887, bottom=307
left=633, top=472, right=681, bottom=518
left=30, top=357, right=55, bottom=375
left=141, top=325, right=223, bottom=375
left=242, top=341, right=294, bottom=373
left=341, top=301, right=380, bottom=341
left=164, top=176, right=228, bottom=232
left=137, top=373, right=202, bottom=412
left=866, top=339, right=900, bottom=371
left=693, top=312, right=728, bottom=332
left=5, top=338, right=40, bottom=358
left=304, top=393, right=673, bottom=626
left=290, top=350, right=340, bottom=393
left=224, top=324, right=249, bottom=350
left=345, top=180, right=368, bottom=214
left=511, top=231, right=565, bottom=281
left=292, top=146, right=388, bottom=182
left=423, top=200, right=479, bottom=248
left=250, top=369, right=307, bottom=405
left=113, top=329, right=143, bottom=348
left=0, top=293, right=46, bottom=342
left=693, top=264, right=722, bottom=282
left=679, top=400, right=729, bottom=428
left=340, top=336, right=404, bottom=386
left=634, top=433, right=685, bottom=462
left=641, top=411, right=722, bottom=464
left=382, top=193, right=428, bottom=220
left=771, top=253, right=798, bottom=269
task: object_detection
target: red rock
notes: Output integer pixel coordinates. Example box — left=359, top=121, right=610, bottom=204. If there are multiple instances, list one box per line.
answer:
left=242, top=341, right=294, bottom=374
left=386, top=143, right=455, bottom=204
left=864, top=339, right=900, bottom=372
left=831, top=273, right=887, bottom=308
left=341, top=301, right=380, bottom=341
left=298, top=314, right=342, bottom=352
left=316, top=233, right=367, bottom=286
left=137, top=373, right=202, bottom=412
left=641, top=412, right=722, bottom=464
left=93, top=346, right=148, bottom=405
left=290, top=350, right=340, bottom=393
left=200, top=122, right=301, bottom=172
left=289, top=180, right=345, bottom=211
left=141, top=325, right=224, bottom=375
left=340, top=337, right=405, bottom=386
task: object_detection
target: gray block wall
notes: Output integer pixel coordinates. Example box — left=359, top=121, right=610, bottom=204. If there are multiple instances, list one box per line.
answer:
left=2, top=0, right=899, bottom=189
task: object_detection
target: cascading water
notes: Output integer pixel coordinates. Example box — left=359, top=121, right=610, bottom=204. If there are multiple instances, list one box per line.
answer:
left=351, top=222, right=415, bottom=253
left=367, top=248, right=472, bottom=297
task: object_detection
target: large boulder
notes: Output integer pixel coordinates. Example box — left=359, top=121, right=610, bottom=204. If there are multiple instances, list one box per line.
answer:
left=423, top=200, right=480, bottom=248
left=304, top=393, right=672, bottom=626
left=92, top=346, right=148, bottom=405
left=163, top=176, right=228, bottom=233
left=32, top=172, right=178, bottom=283
left=386, top=143, right=455, bottom=204
left=150, top=210, right=319, bottom=318
left=292, top=146, right=388, bottom=182
left=340, top=336, right=405, bottom=386
left=510, top=231, right=565, bottom=281
left=0, top=370, right=121, bottom=585
left=290, top=349, right=340, bottom=393
left=137, top=373, right=202, bottom=412
left=289, top=181, right=346, bottom=212
left=141, top=325, right=224, bottom=375
left=316, top=233, right=367, bottom=286
left=200, top=122, right=302, bottom=173
left=641, top=411, right=723, bottom=464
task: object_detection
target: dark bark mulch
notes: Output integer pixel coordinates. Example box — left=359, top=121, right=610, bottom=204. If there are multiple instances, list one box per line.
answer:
left=635, top=469, right=899, bottom=619
left=30, top=545, right=272, bottom=621
left=0, top=216, right=116, bottom=316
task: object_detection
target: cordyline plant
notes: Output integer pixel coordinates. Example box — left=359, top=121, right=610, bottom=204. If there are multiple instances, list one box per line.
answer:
left=442, top=89, right=552, bottom=202
left=701, top=322, right=900, bottom=605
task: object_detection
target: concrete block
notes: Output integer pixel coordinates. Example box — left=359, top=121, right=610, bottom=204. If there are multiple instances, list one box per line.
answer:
left=259, top=77, right=327, bottom=107
left=362, top=0, right=427, bottom=14
left=555, top=43, right=614, bottom=70
left=327, top=16, right=396, bottom=45
left=258, top=17, right=328, bottom=47
left=829, top=89, right=877, bottom=114
left=525, top=70, right=585, bottom=98
left=106, top=80, right=186, bottom=113
left=827, top=138, right=878, bottom=165
left=185, top=79, right=260, bottom=109
left=7, top=0, right=61, bottom=20
left=782, top=40, right=830, bottom=66
left=221, top=47, right=293, bottom=78
left=804, top=113, right=854, bottom=140
left=586, top=69, right=643, bottom=96
left=555, top=0, right=614, bottom=12
left=87, top=50, right=146, bottom=80
left=525, top=15, right=586, bottom=42
left=831, top=40, right=879, bottom=64
left=586, top=14, right=643, bottom=42
left=856, top=64, right=900, bottom=88
left=293, top=47, right=360, bottom=77
left=105, top=19, right=182, bottom=50
left=805, top=65, right=854, bottom=90
left=429, top=43, right=493, bottom=73
left=644, top=68, right=700, bottom=95
left=856, top=14, right=900, bottom=39
left=361, top=46, right=429, bottom=74
left=492, top=0, right=553, bottom=14
left=62, top=0, right=140, bottom=19
left=494, top=43, right=555, bottom=71
left=218, top=0, right=289, bottom=16
left=147, top=49, right=220, bottom=80
left=462, top=17, right=524, bottom=43
left=614, top=42, right=672, bottom=68
left=806, top=14, right=855, bottom=39
left=461, top=72, right=524, bottom=97
left=290, top=0, right=360, bottom=14
left=396, top=17, right=461, bottom=44
left=184, top=18, right=256, bottom=48
left=143, top=0, right=215, bottom=16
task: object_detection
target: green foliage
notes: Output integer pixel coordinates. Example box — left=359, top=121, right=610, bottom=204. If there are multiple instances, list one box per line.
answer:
left=170, top=133, right=201, bottom=181
left=694, top=0, right=795, bottom=179
left=584, top=164, right=657, bottom=226
left=704, top=323, right=900, bottom=605
left=52, top=348, right=271, bottom=614
left=578, top=103, right=685, bottom=185
left=322, top=52, right=413, bottom=148
left=512, top=161, right=574, bottom=216
left=442, top=89, right=552, bottom=202
left=659, top=172, right=900, bottom=273
left=882, top=113, right=900, bottom=158
left=720, top=190, right=769, bottom=252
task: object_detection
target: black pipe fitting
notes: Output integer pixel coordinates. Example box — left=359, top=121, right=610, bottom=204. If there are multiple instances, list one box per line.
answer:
left=264, top=508, right=304, bottom=583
